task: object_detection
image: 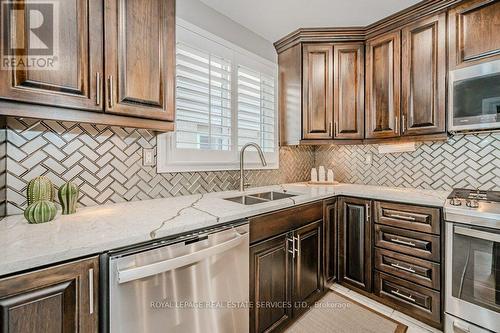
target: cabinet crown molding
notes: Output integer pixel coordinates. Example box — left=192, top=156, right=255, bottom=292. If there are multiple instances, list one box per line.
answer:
left=274, top=0, right=462, bottom=53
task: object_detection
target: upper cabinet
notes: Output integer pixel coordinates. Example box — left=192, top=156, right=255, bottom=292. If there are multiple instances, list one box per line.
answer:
left=0, top=0, right=176, bottom=131
left=401, top=13, right=446, bottom=136
left=104, top=0, right=175, bottom=121
left=333, top=44, right=365, bottom=140
left=302, top=44, right=333, bottom=140
left=0, top=0, right=103, bottom=111
left=448, top=0, right=500, bottom=69
left=365, top=31, right=401, bottom=139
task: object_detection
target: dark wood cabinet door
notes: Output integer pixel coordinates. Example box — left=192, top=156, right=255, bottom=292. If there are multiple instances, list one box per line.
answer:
left=338, top=197, right=372, bottom=292
left=449, top=0, right=500, bottom=69
left=402, top=13, right=446, bottom=136
left=324, top=199, right=337, bottom=282
left=104, top=0, right=175, bottom=121
left=333, top=43, right=365, bottom=139
left=302, top=44, right=333, bottom=140
left=250, top=234, right=293, bottom=333
left=292, top=220, right=323, bottom=314
left=365, top=31, right=401, bottom=139
left=0, top=0, right=103, bottom=111
left=0, top=256, right=99, bottom=333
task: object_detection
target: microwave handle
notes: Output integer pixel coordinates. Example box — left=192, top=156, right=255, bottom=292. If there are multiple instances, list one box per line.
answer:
left=455, top=226, right=500, bottom=243
left=117, top=230, right=248, bottom=284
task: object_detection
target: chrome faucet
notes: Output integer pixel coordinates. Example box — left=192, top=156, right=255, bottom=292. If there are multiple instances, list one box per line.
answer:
left=239, top=143, right=267, bottom=191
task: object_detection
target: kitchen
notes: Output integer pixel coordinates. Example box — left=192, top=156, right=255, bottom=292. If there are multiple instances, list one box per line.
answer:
left=0, top=0, right=498, bottom=332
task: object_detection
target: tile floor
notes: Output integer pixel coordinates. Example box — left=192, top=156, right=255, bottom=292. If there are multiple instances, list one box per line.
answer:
left=329, top=284, right=443, bottom=333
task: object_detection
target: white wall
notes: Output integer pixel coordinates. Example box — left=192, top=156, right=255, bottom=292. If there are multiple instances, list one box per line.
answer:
left=177, top=0, right=277, bottom=63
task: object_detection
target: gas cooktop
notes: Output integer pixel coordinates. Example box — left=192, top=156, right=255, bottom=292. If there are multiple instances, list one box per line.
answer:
left=445, top=188, right=500, bottom=229
left=448, top=188, right=500, bottom=202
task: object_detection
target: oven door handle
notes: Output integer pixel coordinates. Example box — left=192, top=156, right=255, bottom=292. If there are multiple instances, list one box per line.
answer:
left=455, top=226, right=500, bottom=243
left=117, top=230, right=248, bottom=284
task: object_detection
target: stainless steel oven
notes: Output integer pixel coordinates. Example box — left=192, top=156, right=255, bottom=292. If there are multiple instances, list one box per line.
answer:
left=445, top=222, right=500, bottom=332
left=449, top=59, right=500, bottom=133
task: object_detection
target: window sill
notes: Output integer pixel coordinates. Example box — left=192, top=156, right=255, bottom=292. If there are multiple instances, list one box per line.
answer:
left=157, top=162, right=279, bottom=173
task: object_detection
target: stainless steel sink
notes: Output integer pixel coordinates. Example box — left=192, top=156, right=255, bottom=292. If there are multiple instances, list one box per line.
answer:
left=223, top=191, right=297, bottom=205
left=248, top=191, right=297, bottom=201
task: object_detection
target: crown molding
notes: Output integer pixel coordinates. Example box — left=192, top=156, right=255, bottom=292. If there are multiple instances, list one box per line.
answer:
left=274, top=0, right=463, bottom=53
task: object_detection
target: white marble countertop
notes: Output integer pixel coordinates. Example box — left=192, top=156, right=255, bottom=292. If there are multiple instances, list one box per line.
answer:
left=0, top=183, right=449, bottom=276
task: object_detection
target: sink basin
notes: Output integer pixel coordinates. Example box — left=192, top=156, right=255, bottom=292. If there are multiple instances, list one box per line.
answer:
left=223, top=191, right=297, bottom=205
left=223, top=195, right=269, bottom=205
left=249, top=191, right=297, bottom=201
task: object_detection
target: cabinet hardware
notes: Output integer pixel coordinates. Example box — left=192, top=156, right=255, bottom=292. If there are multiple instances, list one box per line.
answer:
left=88, top=268, right=94, bottom=314
left=96, top=73, right=101, bottom=106
left=294, top=236, right=300, bottom=256
left=390, top=238, right=416, bottom=247
left=395, top=116, right=399, bottom=134
left=107, top=75, right=114, bottom=108
left=334, top=121, right=338, bottom=137
left=366, top=203, right=371, bottom=223
left=287, top=237, right=295, bottom=258
left=391, top=289, right=416, bottom=303
left=389, top=214, right=416, bottom=221
left=401, top=115, right=405, bottom=133
left=390, top=262, right=416, bottom=273
left=329, top=122, right=333, bottom=137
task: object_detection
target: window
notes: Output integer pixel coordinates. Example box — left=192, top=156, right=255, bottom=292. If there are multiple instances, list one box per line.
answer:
left=157, top=21, right=278, bottom=173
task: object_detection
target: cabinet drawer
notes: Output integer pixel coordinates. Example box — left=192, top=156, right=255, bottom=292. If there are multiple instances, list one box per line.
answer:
left=374, top=201, right=440, bottom=234
left=375, top=248, right=440, bottom=290
left=375, top=224, right=440, bottom=262
left=375, top=271, right=441, bottom=325
left=250, top=201, right=323, bottom=244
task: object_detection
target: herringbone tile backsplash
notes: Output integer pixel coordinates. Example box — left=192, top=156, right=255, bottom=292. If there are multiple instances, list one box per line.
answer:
left=316, top=132, right=500, bottom=191
left=5, top=118, right=314, bottom=215
left=3, top=116, right=500, bottom=217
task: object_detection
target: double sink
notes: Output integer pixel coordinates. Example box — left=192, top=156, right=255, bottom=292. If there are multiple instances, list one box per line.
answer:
left=224, top=191, right=297, bottom=205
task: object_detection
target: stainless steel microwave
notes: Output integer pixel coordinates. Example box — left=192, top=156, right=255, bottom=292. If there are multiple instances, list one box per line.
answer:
left=449, top=60, right=500, bottom=133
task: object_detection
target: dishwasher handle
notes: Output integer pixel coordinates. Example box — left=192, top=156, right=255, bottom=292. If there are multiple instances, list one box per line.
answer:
left=117, top=229, right=248, bottom=284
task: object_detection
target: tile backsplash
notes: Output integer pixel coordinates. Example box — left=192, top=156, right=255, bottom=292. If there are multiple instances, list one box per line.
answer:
left=316, top=132, right=500, bottom=191
left=2, top=116, right=499, bottom=217
left=4, top=118, right=314, bottom=215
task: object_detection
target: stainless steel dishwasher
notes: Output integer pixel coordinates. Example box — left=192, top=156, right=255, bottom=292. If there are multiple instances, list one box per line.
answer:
left=107, top=221, right=249, bottom=333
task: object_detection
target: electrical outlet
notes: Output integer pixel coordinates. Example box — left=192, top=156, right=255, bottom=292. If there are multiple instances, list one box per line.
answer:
left=365, top=153, right=372, bottom=165
left=143, top=148, right=155, bottom=166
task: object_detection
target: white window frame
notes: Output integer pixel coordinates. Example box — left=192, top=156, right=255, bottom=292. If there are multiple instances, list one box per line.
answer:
left=157, top=19, right=279, bottom=173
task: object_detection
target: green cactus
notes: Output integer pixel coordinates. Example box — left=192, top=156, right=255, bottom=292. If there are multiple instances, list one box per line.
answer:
left=58, top=182, right=79, bottom=215
left=27, top=176, right=54, bottom=206
left=24, top=200, right=57, bottom=224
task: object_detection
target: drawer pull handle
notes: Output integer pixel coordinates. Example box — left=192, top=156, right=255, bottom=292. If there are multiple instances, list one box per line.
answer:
left=390, top=262, right=416, bottom=273
left=391, top=289, right=415, bottom=303
left=390, top=238, right=416, bottom=247
left=389, top=214, right=416, bottom=221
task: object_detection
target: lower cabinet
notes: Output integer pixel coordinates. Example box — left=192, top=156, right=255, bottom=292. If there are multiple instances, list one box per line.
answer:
left=292, top=221, right=323, bottom=316
left=0, top=256, right=99, bottom=333
left=250, top=234, right=293, bottom=333
left=249, top=202, right=325, bottom=333
left=338, top=197, right=372, bottom=293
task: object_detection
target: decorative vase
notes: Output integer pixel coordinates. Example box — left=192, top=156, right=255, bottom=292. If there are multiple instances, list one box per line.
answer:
left=27, top=176, right=54, bottom=206
left=24, top=200, right=57, bottom=224
left=58, top=182, right=79, bottom=215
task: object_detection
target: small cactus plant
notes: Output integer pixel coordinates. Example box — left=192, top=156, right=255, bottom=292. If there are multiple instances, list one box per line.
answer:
left=24, top=200, right=57, bottom=224
left=58, top=181, right=79, bottom=215
left=27, top=176, right=54, bottom=206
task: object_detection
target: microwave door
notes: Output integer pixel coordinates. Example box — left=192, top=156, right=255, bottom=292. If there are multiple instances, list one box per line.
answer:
left=449, top=60, right=500, bottom=132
